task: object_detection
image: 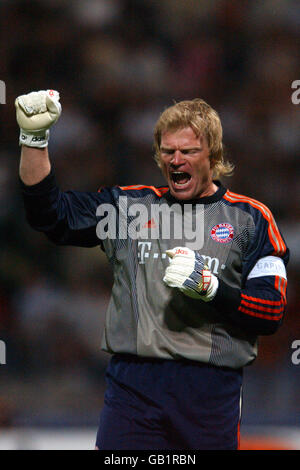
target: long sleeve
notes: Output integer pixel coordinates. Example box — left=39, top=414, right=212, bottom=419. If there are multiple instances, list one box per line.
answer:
left=20, top=169, right=115, bottom=248
left=211, top=271, right=287, bottom=335
left=211, top=199, right=289, bottom=336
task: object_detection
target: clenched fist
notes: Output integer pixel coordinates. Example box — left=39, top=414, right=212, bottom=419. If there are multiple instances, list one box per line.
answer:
left=163, top=246, right=219, bottom=301
left=15, top=89, right=61, bottom=148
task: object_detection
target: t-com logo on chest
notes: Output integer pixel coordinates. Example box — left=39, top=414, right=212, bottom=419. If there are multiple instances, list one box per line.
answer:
left=210, top=223, right=234, bottom=244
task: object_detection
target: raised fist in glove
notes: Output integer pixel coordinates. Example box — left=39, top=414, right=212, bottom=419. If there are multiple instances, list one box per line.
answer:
left=163, top=247, right=219, bottom=301
left=15, top=89, right=61, bottom=148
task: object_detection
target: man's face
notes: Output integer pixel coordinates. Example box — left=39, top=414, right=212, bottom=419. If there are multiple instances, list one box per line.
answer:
left=159, top=127, right=213, bottom=200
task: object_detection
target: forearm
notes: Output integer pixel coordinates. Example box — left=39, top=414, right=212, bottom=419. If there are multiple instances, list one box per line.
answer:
left=19, top=145, right=51, bottom=186
left=210, top=276, right=286, bottom=336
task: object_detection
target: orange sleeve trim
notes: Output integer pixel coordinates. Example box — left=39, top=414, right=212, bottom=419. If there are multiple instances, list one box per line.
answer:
left=238, top=306, right=284, bottom=321
left=283, top=279, right=287, bottom=304
left=241, top=293, right=282, bottom=306
left=275, top=276, right=287, bottom=305
left=119, top=185, right=169, bottom=197
left=241, top=299, right=284, bottom=314
left=224, top=190, right=286, bottom=256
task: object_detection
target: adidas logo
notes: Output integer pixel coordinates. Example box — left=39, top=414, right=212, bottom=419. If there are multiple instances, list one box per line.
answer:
left=142, top=218, right=157, bottom=229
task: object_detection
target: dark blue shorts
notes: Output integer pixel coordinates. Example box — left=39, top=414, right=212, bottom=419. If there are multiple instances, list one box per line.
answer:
left=96, top=354, right=242, bottom=450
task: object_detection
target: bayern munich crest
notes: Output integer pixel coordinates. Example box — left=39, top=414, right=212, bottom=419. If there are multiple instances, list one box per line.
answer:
left=210, top=223, right=234, bottom=244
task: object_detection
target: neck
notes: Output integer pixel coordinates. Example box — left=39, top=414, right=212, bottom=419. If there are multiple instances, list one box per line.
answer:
left=198, top=180, right=218, bottom=198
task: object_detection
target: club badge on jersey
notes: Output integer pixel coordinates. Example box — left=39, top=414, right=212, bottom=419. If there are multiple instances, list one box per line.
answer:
left=210, top=223, right=234, bottom=244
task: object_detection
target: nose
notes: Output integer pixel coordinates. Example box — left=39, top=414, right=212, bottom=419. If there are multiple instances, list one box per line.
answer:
left=171, top=150, right=185, bottom=166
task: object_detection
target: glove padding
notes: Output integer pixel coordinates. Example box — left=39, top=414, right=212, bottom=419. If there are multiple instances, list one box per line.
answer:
left=163, top=247, right=219, bottom=301
left=15, top=89, right=61, bottom=148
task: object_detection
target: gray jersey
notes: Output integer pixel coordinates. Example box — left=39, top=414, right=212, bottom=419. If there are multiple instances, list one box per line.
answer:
left=100, top=184, right=259, bottom=368
left=21, top=174, right=289, bottom=369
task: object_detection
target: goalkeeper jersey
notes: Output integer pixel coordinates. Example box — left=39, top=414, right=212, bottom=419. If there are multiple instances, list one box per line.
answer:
left=20, top=170, right=289, bottom=369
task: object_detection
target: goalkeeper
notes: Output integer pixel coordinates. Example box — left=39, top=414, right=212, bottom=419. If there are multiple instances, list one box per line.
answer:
left=16, top=91, right=289, bottom=450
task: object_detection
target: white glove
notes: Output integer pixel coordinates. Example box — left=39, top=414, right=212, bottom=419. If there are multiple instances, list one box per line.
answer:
left=15, top=89, right=61, bottom=148
left=163, top=247, right=219, bottom=301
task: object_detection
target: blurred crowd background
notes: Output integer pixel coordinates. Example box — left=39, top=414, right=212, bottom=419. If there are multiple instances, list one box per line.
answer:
left=0, top=0, right=299, bottom=440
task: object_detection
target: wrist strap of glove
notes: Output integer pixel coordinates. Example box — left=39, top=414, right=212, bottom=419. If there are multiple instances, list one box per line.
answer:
left=199, top=274, right=219, bottom=302
left=19, top=129, right=49, bottom=148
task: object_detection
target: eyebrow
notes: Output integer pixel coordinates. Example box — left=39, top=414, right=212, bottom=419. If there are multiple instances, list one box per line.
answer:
left=160, top=146, right=202, bottom=152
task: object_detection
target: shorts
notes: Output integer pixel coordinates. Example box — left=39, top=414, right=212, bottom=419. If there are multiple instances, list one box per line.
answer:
left=96, top=354, right=242, bottom=450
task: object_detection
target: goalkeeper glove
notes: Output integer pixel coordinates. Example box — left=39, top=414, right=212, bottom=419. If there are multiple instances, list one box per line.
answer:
left=163, top=246, right=219, bottom=301
left=15, top=89, right=61, bottom=148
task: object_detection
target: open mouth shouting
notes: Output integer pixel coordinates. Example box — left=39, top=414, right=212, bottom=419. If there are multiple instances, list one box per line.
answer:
left=159, top=127, right=215, bottom=200
left=170, top=171, right=192, bottom=189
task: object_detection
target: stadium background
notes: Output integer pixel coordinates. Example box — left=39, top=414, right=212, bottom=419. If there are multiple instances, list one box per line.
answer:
left=0, top=0, right=299, bottom=450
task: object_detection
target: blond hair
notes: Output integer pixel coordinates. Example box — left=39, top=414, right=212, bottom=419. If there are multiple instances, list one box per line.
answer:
left=153, top=99, right=234, bottom=178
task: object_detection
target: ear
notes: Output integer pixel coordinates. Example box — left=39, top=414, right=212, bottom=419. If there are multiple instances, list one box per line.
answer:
left=209, top=154, right=216, bottom=169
